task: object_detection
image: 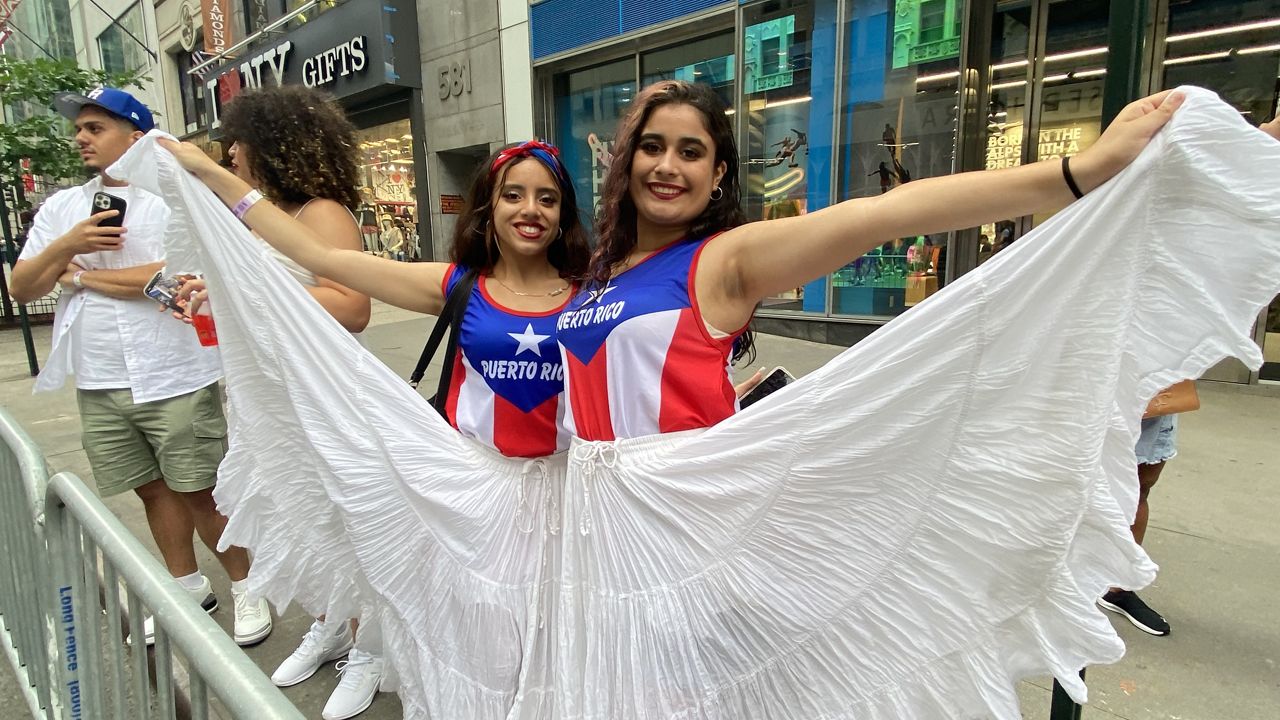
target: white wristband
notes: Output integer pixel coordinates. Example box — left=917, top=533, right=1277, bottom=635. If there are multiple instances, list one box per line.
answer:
left=231, top=189, right=264, bottom=219
left=72, top=270, right=85, bottom=289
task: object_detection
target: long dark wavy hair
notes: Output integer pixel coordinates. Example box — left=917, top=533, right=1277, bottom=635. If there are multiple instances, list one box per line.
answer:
left=591, top=80, right=754, bottom=362
left=220, top=86, right=361, bottom=210
left=450, top=142, right=590, bottom=279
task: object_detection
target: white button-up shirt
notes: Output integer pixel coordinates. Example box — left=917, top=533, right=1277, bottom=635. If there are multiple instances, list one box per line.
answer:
left=19, top=177, right=222, bottom=404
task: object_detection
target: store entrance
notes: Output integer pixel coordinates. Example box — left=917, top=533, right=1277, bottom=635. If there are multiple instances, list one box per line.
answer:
left=431, top=145, right=490, bottom=261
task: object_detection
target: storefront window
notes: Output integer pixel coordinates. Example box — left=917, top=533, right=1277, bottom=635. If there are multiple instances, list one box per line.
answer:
left=552, top=34, right=737, bottom=230
left=176, top=47, right=211, bottom=133
left=553, top=59, right=635, bottom=224
left=741, top=0, right=820, bottom=313
left=828, top=0, right=963, bottom=318
left=355, top=119, right=419, bottom=261
left=641, top=33, right=735, bottom=109
left=98, top=3, right=148, bottom=75
left=1031, top=1, right=1106, bottom=226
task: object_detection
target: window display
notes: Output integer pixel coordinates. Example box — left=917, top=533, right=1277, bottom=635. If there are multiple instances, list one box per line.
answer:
left=355, top=119, right=419, bottom=261
left=828, top=0, right=963, bottom=317
left=553, top=59, right=635, bottom=223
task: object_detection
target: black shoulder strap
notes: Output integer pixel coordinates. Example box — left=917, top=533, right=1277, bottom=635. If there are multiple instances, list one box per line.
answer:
left=409, top=269, right=479, bottom=401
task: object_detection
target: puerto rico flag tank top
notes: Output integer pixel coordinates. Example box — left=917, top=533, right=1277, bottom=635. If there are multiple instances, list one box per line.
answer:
left=556, top=236, right=744, bottom=441
left=441, top=265, right=572, bottom=457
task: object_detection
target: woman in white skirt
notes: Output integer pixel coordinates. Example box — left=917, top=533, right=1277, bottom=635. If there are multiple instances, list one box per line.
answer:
left=135, top=80, right=1280, bottom=719
left=157, top=138, right=590, bottom=718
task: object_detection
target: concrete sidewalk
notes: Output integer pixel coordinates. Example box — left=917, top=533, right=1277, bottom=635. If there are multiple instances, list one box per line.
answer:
left=3, top=301, right=1278, bottom=719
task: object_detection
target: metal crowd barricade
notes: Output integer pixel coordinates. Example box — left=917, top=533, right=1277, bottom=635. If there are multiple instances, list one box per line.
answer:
left=1, top=408, right=304, bottom=720
left=0, top=398, right=57, bottom=718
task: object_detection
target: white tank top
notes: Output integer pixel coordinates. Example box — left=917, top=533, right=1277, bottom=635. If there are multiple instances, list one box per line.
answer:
left=261, top=200, right=321, bottom=286
left=262, top=199, right=366, bottom=343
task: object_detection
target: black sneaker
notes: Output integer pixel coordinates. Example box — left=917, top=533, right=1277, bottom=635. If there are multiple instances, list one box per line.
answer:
left=1098, top=589, right=1170, bottom=636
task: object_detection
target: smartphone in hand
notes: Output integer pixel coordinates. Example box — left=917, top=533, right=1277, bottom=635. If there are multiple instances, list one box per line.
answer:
left=738, top=366, right=797, bottom=409
left=143, top=271, right=187, bottom=314
left=91, top=191, right=127, bottom=227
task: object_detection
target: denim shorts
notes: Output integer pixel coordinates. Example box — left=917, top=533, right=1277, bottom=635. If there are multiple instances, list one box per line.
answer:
left=1135, top=414, right=1178, bottom=465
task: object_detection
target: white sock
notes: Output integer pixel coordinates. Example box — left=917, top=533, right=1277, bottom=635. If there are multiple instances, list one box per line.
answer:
left=230, top=578, right=250, bottom=594
left=175, top=571, right=204, bottom=591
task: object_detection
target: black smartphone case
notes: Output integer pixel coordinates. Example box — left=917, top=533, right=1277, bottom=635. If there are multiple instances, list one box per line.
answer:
left=91, top=192, right=127, bottom=228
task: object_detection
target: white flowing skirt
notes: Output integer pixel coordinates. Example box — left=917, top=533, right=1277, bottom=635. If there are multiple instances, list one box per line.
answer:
left=112, top=86, right=1280, bottom=719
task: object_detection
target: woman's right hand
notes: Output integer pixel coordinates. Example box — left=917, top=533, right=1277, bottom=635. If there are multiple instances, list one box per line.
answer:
left=157, top=138, right=224, bottom=180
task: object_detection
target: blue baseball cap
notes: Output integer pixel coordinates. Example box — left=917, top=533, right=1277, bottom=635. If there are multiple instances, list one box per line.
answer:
left=52, top=86, right=155, bottom=133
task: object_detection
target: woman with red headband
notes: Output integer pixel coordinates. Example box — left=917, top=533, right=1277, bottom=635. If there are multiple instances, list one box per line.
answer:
left=160, top=137, right=590, bottom=718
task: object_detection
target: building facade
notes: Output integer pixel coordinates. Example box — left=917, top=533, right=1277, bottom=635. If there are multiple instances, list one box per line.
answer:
left=529, top=0, right=1280, bottom=384
left=150, top=0, right=536, bottom=262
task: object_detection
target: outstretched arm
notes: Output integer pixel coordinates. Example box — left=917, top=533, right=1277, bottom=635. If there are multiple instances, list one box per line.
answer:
left=698, top=90, right=1185, bottom=330
left=158, top=138, right=451, bottom=315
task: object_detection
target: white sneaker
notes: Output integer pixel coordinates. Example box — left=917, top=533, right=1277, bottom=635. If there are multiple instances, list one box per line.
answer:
left=130, top=575, right=218, bottom=646
left=231, top=586, right=273, bottom=646
left=271, top=620, right=353, bottom=687
left=321, top=649, right=386, bottom=720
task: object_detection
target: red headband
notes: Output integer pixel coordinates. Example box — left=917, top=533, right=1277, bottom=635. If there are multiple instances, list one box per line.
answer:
left=489, top=140, right=568, bottom=184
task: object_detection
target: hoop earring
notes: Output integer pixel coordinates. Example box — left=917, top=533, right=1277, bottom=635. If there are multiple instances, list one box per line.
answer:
left=557, top=227, right=564, bottom=239
left=710, top=186, right=724, bottom=201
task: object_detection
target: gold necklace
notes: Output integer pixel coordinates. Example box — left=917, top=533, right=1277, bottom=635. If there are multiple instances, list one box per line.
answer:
left=490, top=276, right=570, bottom=297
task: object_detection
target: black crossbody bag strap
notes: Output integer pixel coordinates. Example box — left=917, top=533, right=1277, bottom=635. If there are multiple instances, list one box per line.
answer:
left=408, top=270, right=479, bottom=417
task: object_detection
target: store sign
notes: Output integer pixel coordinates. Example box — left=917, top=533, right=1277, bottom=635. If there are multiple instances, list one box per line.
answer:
left=204, top=40, right=292, bottom=126
left=202, top=0, right=421, bottom=134
left=302, top=36, right=368, bottom=88
left=200, top=0, right=232, bottom=55
left=249, top=0, right=268, bottom=33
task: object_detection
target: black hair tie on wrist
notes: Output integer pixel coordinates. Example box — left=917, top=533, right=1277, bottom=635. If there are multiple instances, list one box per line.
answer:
left=1062, top=156, right=1085, bottom=200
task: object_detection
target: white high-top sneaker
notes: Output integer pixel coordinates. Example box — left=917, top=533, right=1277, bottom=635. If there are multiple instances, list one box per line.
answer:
left=270, top=619, right=353, bottom=687
left=321, top=648, right=386, bottom=720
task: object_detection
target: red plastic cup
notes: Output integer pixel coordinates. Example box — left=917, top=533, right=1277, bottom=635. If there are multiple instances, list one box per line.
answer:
left=191, top=312, right=218, bottom=347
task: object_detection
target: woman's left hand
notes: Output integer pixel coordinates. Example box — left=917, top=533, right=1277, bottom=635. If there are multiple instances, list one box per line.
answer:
left=1070, top=90, right=1185, bottom=193
left=157, top=138, right=223, bottom=179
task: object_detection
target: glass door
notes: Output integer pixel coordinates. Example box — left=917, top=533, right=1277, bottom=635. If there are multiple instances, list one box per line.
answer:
left=979, top=0, right=1109, bottom=265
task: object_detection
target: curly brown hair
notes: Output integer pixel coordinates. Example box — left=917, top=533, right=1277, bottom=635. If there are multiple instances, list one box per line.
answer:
left=219, top=86, right=361, bottom=210
left=450, top=143, right=590, bottom=279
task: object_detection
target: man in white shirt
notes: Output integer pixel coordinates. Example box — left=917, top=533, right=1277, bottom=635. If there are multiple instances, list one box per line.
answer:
left=11, top=87, right=272, bottom=647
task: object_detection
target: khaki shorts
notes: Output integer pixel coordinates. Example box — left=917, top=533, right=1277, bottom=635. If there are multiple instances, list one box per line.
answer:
left=77, top=383, right=228, bottom=497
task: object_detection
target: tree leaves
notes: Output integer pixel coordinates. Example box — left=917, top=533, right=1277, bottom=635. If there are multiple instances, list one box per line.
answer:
left=0, top=56, right=149, bottom=208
